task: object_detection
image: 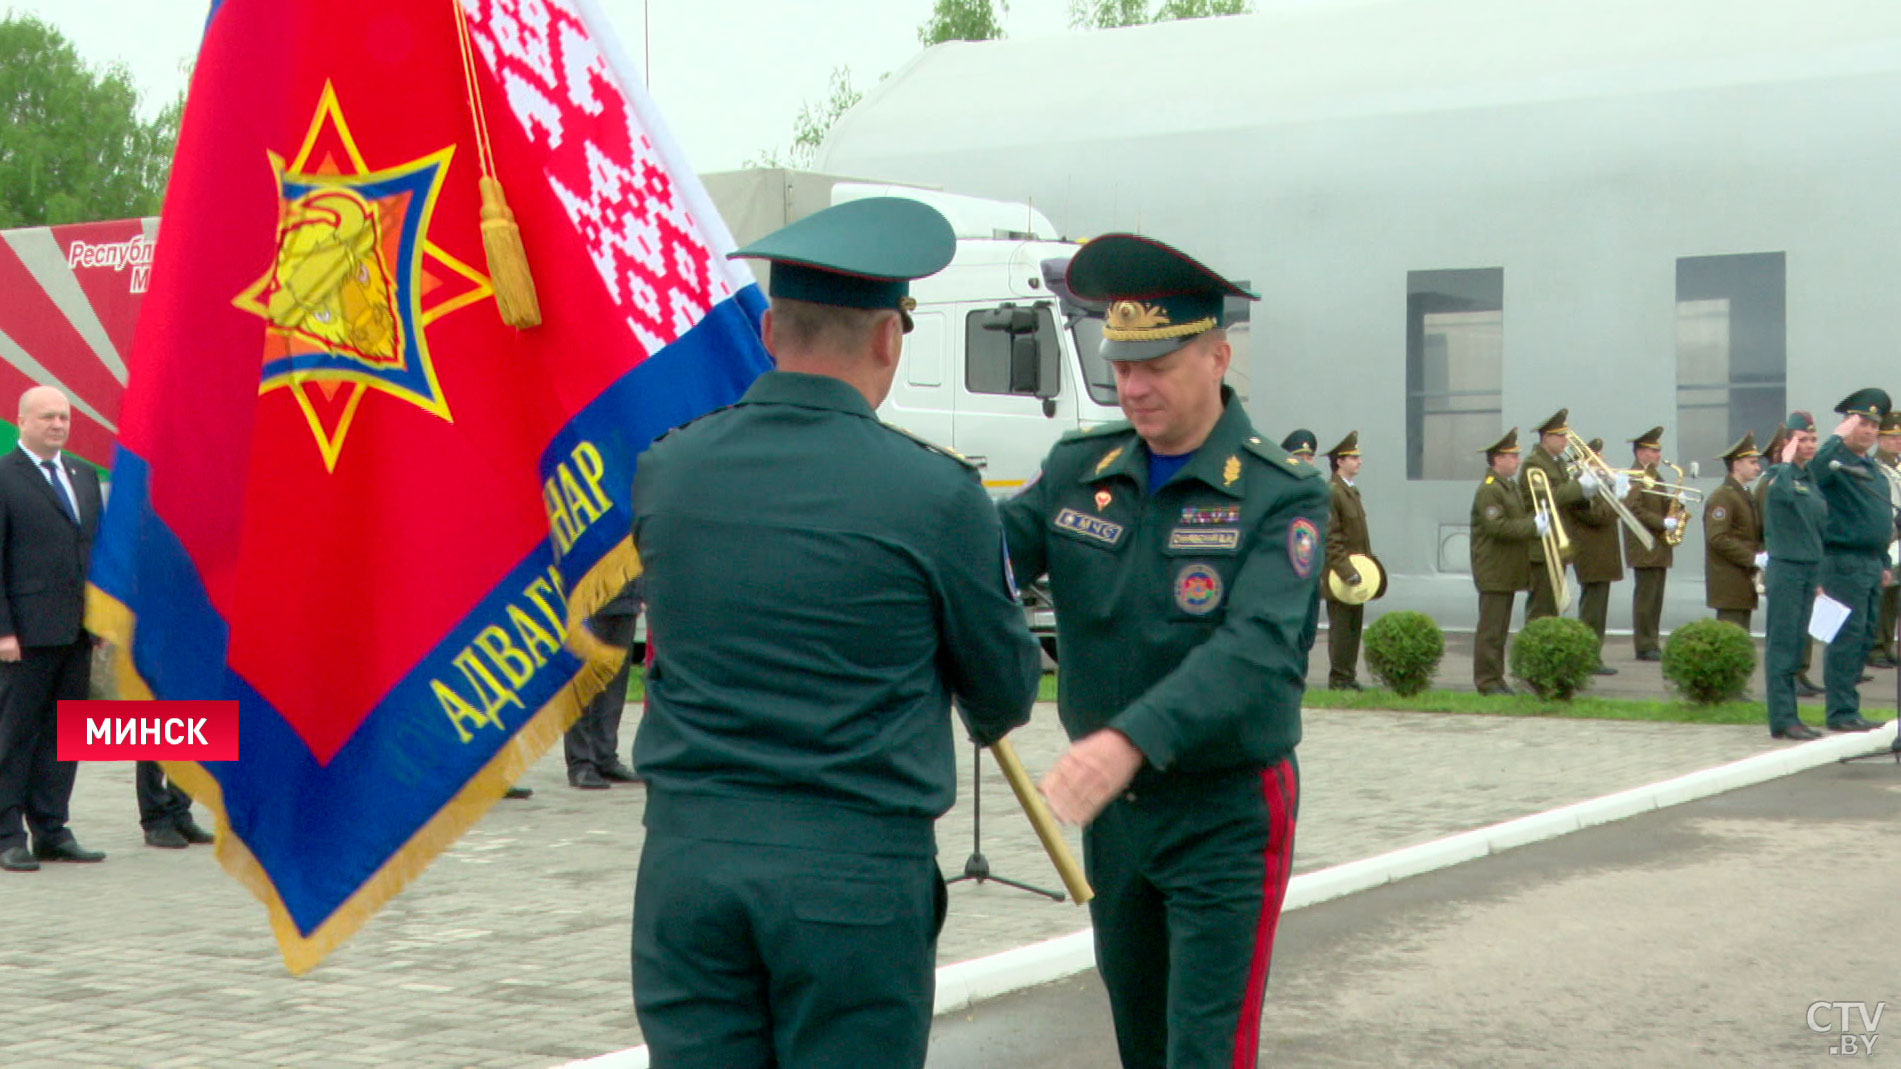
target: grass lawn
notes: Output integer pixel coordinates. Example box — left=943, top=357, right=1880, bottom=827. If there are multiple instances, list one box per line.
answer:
left=1301, top=685, right=1825, bottom=726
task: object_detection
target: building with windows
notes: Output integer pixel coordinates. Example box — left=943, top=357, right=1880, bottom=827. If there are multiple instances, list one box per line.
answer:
left=817, top=0, right=1894, bottom=630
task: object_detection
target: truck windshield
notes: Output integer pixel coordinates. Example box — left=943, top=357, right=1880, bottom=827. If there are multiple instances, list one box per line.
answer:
left=1068, top=314, right=1119, bottom=406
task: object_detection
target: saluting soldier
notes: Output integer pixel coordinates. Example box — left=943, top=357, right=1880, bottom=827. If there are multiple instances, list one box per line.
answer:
left=1756, top=423, right=1825, bottom=696
left=1471, top=428, right=1545, bottom=696
left=1000, top=234, right=1322, bottom=1069
left=1569, top=436, right=1625, bottom=675
left=1762, top=412, right=1827, bottom=739
left=1703, top=433, right=1765, bottom=630
left=629, top=198, right=1042, bottom=1067
left=1868, top=412, right=1901, bottom=668
left=1519, top=410, right=1591, bottom=621
left=1623, top=426, right=1677, bottom=661
left=1322, top=431, right=1373, bottom=689
left=1813, top=388, right=1891, bottom=733
left=1281, top=428, right=1317, bottom=466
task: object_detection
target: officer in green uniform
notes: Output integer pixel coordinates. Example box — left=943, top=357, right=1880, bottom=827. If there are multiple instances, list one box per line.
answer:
left=1762, top=413, right=1827, bottom=739
left=1814, top=388, right=1892, bottom=733
left=1570, top=436, right=1626, bottom=674
left=1471, top=429, right=1543, bottom=695
left=1280, top=428, right=1317, bottom=466
left=1756, top=422, right=1825, bottom=696
left=1322, top=431, right=1372, bottom=689
left=1519, top=410, right=1592, bottom=621
left=629, top=197, right=1042, bottom=1068
left=1703, top=433, right=1764, bottom=630
left=1000, top=233, right=1321, bottom=1069
left=1623, top=427, right=1677, bottom=660
left=1868, top=413, right=1901, bottom=667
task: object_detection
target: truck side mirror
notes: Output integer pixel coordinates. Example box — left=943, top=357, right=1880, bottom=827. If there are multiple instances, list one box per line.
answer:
left=983, top=305, right=1047, bottom=398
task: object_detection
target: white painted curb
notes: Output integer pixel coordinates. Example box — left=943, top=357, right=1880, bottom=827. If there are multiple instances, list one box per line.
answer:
left=560, top=723, right=1896, bottom=1067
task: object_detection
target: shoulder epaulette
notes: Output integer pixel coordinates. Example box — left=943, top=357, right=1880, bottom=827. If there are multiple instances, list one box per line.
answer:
left=880, top=421, right=979, bottom=469
left=1057, top=420, right=1133, bottom=445
left=1484, top=474, right=1496, bottom=485
left=1242, top=434, right=1321, bottom=480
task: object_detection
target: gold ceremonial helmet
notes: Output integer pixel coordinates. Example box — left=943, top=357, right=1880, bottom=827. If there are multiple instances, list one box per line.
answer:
left=1326, top=554, right=1388, bottom=605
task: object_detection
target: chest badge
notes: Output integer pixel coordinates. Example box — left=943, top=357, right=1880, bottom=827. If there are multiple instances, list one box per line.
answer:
left=1223, top=455, right=1241, bottom=487
left=1095, top=446, right=1124, bottom=476
left=1175, top=563, right=1224, bottom=615
left=1181, top=504, right=1241, bottom=525
left=1055, top=507, right=1126, bottom=547
left=1095, top=488, right=1113, bottom=511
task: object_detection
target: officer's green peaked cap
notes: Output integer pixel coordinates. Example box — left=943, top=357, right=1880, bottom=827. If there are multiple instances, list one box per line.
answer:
left=1280, top=428, right=1317, bottom=455
left=1066, top=233, right=1257, bottom=362
left=1835, top=387, right=1892, bottom=421
left=728, top=197, right=955, bottom=319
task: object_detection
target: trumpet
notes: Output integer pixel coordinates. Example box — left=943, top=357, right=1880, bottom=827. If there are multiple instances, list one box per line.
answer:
left=1525, top=467, right=1575, bottom=612
left=1558, top=430, right=1657, bottom=552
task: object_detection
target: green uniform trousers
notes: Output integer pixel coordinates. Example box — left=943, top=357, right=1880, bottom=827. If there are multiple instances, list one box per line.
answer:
left=1475, top=592, right=1515, bottom=691
left=1764, top=559, right=1816, bottom=732
left=1326, top=600, right=1363, bottom=688
left=1578, top=580, right=1610, bottom=647
left=1632, top=568, right=1666, bottom=656
left=1715, top=608, right=1750, bottom=631
left=1822, top=550, right=1884, bottom=726
left=1525, top=566, right=1560, bottom=623
left=632, top=833, right=946, bottom=1069
left=1086, top=760, right=1298, bottom=1069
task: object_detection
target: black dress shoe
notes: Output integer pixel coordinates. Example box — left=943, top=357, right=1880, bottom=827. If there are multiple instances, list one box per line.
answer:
left=1, top=846, right=39, bottom=872
left=34, top=839, right=105, bottom=863
left=1636, top=650, right=1662, bottom=662
left=600, top=762, right=641, bottom=784
left=1771, top=723, right=1824, bottom=740
left=1827, top=717, right=1880, bottom=733
left=175, top=818, right=215, bottom=845
left=1593, top=665, right=1619, bottom=676
left=144, top=826, right=189, bottom=849
left=568, top=766, right=610, bottom=790
left=1870, top=654, right=1898, bottom=668
left=504, top=786, right=534, bottom=800
left=1796, top=676, right=1826, bottom=697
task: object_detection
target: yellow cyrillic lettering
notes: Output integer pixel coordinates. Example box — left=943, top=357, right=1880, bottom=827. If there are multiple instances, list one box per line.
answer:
left=473, top=625, right=536, bottom=689
left=571, top=441, right=612, bottom=516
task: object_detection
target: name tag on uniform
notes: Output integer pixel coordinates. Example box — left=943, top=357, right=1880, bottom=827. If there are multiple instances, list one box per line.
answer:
left=1054, top=508, right=1126, bottom=547
left=1167, top=527, right=1241, bottom=552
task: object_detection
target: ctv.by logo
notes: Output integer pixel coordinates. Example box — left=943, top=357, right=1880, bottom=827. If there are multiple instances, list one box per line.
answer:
left=1809, top=1001, right=1884, bottom=1056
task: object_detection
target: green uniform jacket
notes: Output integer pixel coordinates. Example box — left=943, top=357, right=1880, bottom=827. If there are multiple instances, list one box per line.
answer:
left=1322, top=475, right=1370, bottom=603
left=1569, top=494, right=1625, bottom=583
left=1703, top=475, right=1762, bottom=610
left=1813, top=436, right=1891, bottom=552
left=1471, top=472, right=1538, bottom=593
left=999, top=391, right=1326, bottom=780
left=1623, top=464, right=1675, bottom=569
left=632, top=371, right=1041, bottom=847
left=1519, top=445, right=1585, bottom=564
left=1762, top=462, right=1827, bottom=563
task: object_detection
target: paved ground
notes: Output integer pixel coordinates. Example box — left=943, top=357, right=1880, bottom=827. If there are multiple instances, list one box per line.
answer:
left=0, top=680, right=1847, bottom=1068
left=927, top=758, right=1901, bottom=1067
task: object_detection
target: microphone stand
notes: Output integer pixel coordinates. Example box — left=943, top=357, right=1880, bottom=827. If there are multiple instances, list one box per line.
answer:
left=944, top=741, right=1066, bottom=901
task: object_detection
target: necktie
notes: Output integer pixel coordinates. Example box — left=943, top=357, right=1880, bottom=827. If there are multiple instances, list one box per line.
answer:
left=41, top=459, right=76, bottom=524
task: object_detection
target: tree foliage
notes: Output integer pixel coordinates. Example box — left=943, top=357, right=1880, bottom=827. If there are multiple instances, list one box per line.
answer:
left=750, top=66, right=863, bottom=170
left=919, top=0, right=1008, bottom=46
left=0, top=15, right=180, bottom=228
left=1069, top=0, right=1252, bottom=29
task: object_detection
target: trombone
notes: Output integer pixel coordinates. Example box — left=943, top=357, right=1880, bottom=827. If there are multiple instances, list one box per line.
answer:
left=1559, top=430, right=1657, bottom=552
left=1525, top=467, right=1575, bottom=612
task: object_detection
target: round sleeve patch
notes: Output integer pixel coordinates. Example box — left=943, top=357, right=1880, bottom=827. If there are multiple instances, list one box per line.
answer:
left=1288, top=517, right=1320, bottom=578
left=1711, top=506, right=1727, bottom=521
left=1485, top=504, right=1503, bottom=520
left=1175, top=562, right=1224, bottom=615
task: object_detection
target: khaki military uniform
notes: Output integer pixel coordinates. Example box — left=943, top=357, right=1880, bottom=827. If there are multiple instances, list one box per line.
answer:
left=1624, top=465, right=1675, bottom=656
left=1518, top=445, right=1586, bottom=621
left=1323, top=474, right=1371, bottom=688
left=1704, top=475, right=1763, bottom=628
left=1472, top=471, right=1538, bottom=691
left=1569, top=494, right=1624, bottom=645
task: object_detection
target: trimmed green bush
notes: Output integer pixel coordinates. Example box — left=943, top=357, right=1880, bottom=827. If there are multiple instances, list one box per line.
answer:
left=1363, top=611, right=1445, bottom=696
left=1662, top=619, right=1757, bottom=704
left=1509, top=616, right=1599, bottom=700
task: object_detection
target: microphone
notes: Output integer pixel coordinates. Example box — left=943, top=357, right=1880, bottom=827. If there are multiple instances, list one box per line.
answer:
left=1830, top=459, right=1875, bottom=481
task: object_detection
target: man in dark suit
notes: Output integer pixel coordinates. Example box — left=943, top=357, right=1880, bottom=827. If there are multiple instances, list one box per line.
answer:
left=0, top=386, right=107, bottom=872
left=564, top=578, right=643, bottom=789
left=136, top=762, right=213, bottom=848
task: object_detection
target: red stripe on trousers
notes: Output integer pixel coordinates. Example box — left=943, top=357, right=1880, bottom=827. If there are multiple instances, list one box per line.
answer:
left=1231, top=759, right=1298, bottom=1068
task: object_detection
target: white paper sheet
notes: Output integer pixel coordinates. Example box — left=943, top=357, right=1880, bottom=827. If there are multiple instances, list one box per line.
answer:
left=1809, top=595, right=1852, bottom=643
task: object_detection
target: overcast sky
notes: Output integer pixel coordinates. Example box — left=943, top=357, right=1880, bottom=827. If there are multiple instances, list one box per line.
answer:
left=6, top=0, right=1076, bottom=174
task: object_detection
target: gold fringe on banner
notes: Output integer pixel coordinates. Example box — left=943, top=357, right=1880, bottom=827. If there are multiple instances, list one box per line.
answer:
left=453, top=0, right=540, bottom=329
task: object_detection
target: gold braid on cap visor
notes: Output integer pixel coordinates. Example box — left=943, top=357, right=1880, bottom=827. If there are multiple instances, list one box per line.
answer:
left=1103, top=300, right=1216, bottom=341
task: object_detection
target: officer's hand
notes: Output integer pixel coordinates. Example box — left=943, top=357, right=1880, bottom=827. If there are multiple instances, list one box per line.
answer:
left=1039, top=729, right=1145, bottom=826
left=1780, top=437, right=1800, bottom=464
left=1886, top=570, right=1894, bottom=588
left=1834, top=415, right=1865, bottom=441
left=1534, top=512, right=1551, bottom=537
left=1577, top=472, right=1600, bottom=495
left=1664, top=516, right=1680, bottom=532
left=1613, top=472, right=1632, bottom=499
left=0, top=635, right=18, bottom=663
left=1344, top=570, right=1362, bottom=585
left=1754, top=551, right=1769, bottom=570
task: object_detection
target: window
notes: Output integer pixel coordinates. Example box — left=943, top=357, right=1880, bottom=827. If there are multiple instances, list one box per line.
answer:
left=966, top=305, right=1061, bottom=397
left=1676, top=253, right=1785, bottom=467
left=1407, top=269, right=1503, bottom=480
left=1066, top=313, right=1119, bottom=406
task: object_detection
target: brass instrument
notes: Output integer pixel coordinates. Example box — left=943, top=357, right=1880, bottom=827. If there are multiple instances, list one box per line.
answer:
left=1659, top=461, right=1693, bottom=547
left=1558, top=430, right=1657, bottom=552
left=1525, top=467, right=1575, bottom=612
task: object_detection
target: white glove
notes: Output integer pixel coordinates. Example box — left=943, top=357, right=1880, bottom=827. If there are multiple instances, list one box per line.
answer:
left=1613, top=472, right=1632, bottom=498
left=1753, top=551, right=1769, bottom=570
left=1535, top=512, right=1551, bottom=537
left=1664, top=516, right=1680, bottom=532
left=1577, top=472, right=1600, bottom=495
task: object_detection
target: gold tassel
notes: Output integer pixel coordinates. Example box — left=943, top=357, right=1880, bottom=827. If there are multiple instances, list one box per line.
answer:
left=478, top=176, right=541, bottom=329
